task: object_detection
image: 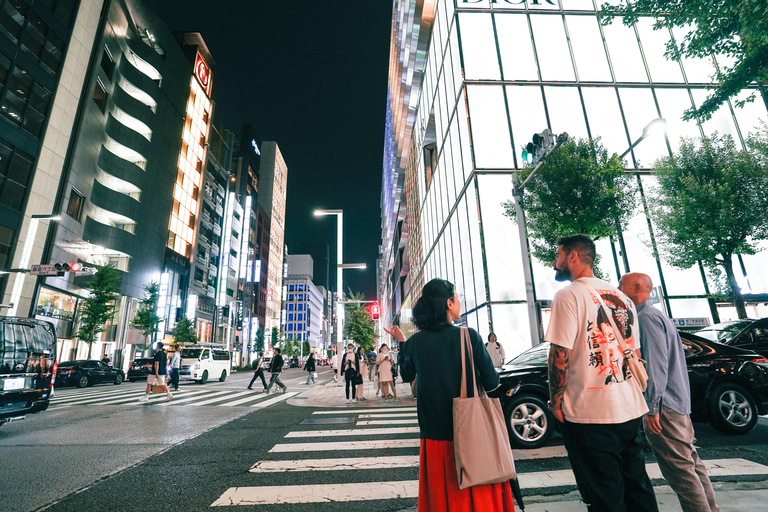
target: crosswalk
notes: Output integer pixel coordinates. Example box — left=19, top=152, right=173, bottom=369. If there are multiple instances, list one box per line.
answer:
left=49, top=384, right=297, bottom=409
left=211, top=407, right=768, bottom=508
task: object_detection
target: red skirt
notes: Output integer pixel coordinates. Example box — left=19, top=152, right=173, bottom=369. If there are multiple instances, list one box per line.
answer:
left=419, top=438, right=516, bottom=512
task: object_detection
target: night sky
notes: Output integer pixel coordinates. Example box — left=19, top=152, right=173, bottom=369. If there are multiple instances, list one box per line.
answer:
left=146, top=1, right=392, bottom=299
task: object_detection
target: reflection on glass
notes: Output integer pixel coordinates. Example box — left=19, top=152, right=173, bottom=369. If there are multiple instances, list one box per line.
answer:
left=457, top=90, right=474, bottom=177
left=458, top=13, right=501, bottom=80
left=506, top=86, right=548, bottom=168
left=654, top=89, right=702, bottom=151
left=488, top=303, right=533, bottom=358
left=457, top=195, right=478, bottom=310
left=495, top=14, right=538, bottom=81
left=602, top=17, right=648, bottom=83
left=690, top=89, right=740, bottom=146
left=622, top=209, right=663, bottom=287
left=477, top=305, right=490, bottom=342
left=566, top=16, right=612, bottom=82
left=581, top=87, right=630, bottom=157
left=543, top=86, right=587, bottom=140
left=466, top=85, right=515, bottom=168
left=669, top=299, right=712, bottom=321
left=466, top=181, right=488, bottom=307
left=450, top=31, right=463, bottom=97
left=530, top=15, right=575, bottom=81
left=635, top=19, right=684, bottom=83
left=617, top=88, right=668, bottom=167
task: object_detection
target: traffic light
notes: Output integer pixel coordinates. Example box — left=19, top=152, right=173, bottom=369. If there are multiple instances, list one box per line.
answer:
left=370, top=303, right=380, bottom=320
left=521, top=129, right=554, bottom=166
left=54, top=262, right=82, bottom=276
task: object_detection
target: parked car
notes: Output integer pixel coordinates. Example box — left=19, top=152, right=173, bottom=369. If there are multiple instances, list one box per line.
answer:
left=495, top=332, right=768, bottom=449
left=1, top=317, right=57, bottom=427
left=55, top=360, right=125, bottom=388
left=127, top=358, right=155, bottom=381
left=695, top=318, right=768, bottom=358
left=288, top=356, right=299, bottom=368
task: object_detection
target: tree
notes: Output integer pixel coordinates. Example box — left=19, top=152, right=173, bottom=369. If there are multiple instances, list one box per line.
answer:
left=599, top=1, right=768, bottom=121
left=130, top=282, right=160, bottom=356
left=650, top=131, right=768, bottom=318
left=74, top=264, right=121, bottom=359
left=253, top=327, right=265, bottom=354
left=502, top=137, right=636, bottom=267
left=344, top=290, right=375, bottom=351
left=270, top=326, right=280, bottom=352
left=173, top=317, right=198, bottom=346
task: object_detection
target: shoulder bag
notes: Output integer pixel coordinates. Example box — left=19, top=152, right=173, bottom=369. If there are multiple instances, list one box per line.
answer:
left=579, top=281, right=649, bottom=392
left=453, top=327, right=516, bottom=489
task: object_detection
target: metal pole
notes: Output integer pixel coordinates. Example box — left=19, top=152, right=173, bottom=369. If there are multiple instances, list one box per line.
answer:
left=336, top=212, right=344, bottom=360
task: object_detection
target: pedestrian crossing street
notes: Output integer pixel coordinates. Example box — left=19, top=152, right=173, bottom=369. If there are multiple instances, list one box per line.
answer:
left=49, top=384, right=297, bottom=409
left=211, top=407, right=768, bottom=508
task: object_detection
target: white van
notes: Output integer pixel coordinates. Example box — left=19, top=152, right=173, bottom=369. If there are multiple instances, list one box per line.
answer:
left=179, top=344, right=231, bottom=384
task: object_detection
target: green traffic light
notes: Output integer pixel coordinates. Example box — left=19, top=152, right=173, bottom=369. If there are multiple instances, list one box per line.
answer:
left=521, top=151, right=534, bottom=165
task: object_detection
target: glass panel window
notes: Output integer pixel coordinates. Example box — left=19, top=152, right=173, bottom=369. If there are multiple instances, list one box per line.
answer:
left=53, top=0, right=77, bottom=26
left=0, top=225, right=14, bottom=268
left=506, top=86, right=548, bottom=168
left=457, top=13, right=500, bottom=80
left=28, top=84, right=51, bottom=114
left=636, top=19, right=684, bottom=83
left=581, top=87, right=631, bottom=157
left=691, top=89, right=740, bottom=144
left=93, top=79, right=108, bottom=112
left=488, top=303, right=532, bottom=359
left=101, top=46, right=115, bottom=80
left=466, top=85, right=514, bottom=169
left=0, top=0, right=28, bottom=44
left=731, top=89, right=768, bottom=139
left=617, top=88, right=668, bottom=167
left=41, top=31, right=64, bottom=75
left=21, top=12, right=47, bottom=59
left=495, top=14, right=537, bottom=81
left=566, top=16, right=612, bottom=82
left=529, top=15, right=574, bottom=81
left=670, top=26, right=715, bottom=84
left=0, top=51, right=10, bottom=88
left=543, top=86, right=587, bottom=140
left=654, top=89, right=702, bottom=152
left=602, top=18, right=648, bottom=83
left=562, top=0, right=595, bottom=9
left=66, top=188, right=84, bottom=220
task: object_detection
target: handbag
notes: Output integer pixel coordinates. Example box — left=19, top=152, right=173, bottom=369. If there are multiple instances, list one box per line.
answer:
left=453, top=327, right=517, bottom=490
left=579, top=281, right=649, bottom=392
left=313, top=372, right=318, bottom=379
left=353, top=374, right=364, bottom=386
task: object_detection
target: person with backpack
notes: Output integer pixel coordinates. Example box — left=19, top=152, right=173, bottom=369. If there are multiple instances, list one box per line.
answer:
left=485, top=332, right=506, bottom=368
left=248, top=352, right=268, bottom=391
left=340, top=342, right=361, bottom=403
left=304, top=350, right=317, bottom=385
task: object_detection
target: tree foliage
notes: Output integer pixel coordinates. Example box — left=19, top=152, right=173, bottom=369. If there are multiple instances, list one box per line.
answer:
left=650, top=131, right=768, bottom=318
left=502, top=137, right=636, bottom=267
left=344, top=290, right=375, bottom=352
left=599, top=0, right=768, bottom=121
left=130, top=282, right=160, bottom=353
left=253, top=327, right=265, bottom=354
left=75, top=264, right=121, bottom=359
left=173, top=317, right=198, bottom=346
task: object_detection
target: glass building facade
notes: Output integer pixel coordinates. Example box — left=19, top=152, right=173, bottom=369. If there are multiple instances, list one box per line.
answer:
left=380, top=0, right=768, bottom=359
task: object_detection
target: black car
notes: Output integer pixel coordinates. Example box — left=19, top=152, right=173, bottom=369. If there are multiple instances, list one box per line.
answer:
left=127, top=358, right=155, bottom=381
left=55, top=360, right=125, bottom=388
left=695, top=318, right=768, bottom=359
left=1, top=317, right=57, bottom=427
left=495, top=333, right=768, bottom=449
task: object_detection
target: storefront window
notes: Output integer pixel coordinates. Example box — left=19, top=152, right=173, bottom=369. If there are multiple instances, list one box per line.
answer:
left=467, top=85, right=514, bottom=168
left=35, top=287, right=78, bottom=338
left=654, top=89, right=702, bottom=152
left=581, top=87, right=630, bottom=157
left=617, top=88, right=668, bottom=167
left=602, top=17, right=648, bottom=83
left=566, top=16, right=612, bottom=82
left=543, top=86, right=588, bottom=140
left=635, top=19, right=684, bottom=83
left=529, top=15, right=574, bottom=81
left=506, top=86, right=547, bottom=168
left=495, top=14, right=538, bottom=81
left=458, top=13, right=500, bottom=80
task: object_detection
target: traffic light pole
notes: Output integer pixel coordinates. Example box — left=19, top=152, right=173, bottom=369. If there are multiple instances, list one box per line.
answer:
left=513, top=133, right=568, bottom=348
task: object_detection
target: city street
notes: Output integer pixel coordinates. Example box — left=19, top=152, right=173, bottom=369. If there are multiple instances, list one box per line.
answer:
left=2, top=367, right=768, bottom=511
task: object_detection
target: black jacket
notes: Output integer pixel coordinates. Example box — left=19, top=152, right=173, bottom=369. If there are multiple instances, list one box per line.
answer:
left=269, top=354, right=284, bottom=373
left=340, top=352, right=360, bottom=375
left=305, top=355, right=316, bottom=372
left=401, top=325, right=499, bottom=441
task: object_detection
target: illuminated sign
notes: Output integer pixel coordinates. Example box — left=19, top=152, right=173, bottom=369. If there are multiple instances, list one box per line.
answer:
left=266, top=289, right=273, bottom=302
left=251, top=139, right=261, bottom=156
left=194, top=52, right=212, bottom=96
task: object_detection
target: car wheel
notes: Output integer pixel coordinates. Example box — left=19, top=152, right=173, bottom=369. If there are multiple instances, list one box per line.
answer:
left=503, top=394, right=554, bottom=449
left=114, top=374, right=123, bottom=385
left=200, top=370, right=209, bottom=384
left=77, top=375, right=89, bottom=388
left=219, top=370, right=227, bottom=382
left=709, top=383, right=758, bottom=434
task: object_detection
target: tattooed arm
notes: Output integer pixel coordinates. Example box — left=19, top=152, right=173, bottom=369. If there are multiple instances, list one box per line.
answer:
left=548, top=344, right=571, bottom=423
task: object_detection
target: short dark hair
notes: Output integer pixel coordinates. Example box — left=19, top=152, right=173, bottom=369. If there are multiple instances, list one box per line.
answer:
left=156, top=342, right=164, bottom=349
left=556, top=234, right=596, bottom=266
left=413, top=278, right=455, bottom=331
left=274, top=347, right=281, bottom=354
left=488, top=332, right=496, bottom=342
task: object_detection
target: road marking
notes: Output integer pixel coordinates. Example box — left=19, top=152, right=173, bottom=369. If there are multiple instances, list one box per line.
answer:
left=102, top=390, right=206, bottom=406
left=168, top=390, right=232, bottom=405
left=51, top=389, right=140, bottom=404
left=211, top=481, right=418, bottom=506
left=284, top=427, right=419, bottom=438
left=189, top=390, right=253, bottom=406
left=218, top=392, right=274, bottom=407
left=358, top=413, right=417, bottom=418
left=51, top=387, right=133, bottom=400
left=270, top=438, right=419, bottom=453
left=49, top=389, right=154, bottom=408
left=249, top=455, right=420, bottom=473
left=251, top=392, right=298, bottom=408
left=312, top=407, right=416, bottom=415
left=357, top=419, right=418, bottom=425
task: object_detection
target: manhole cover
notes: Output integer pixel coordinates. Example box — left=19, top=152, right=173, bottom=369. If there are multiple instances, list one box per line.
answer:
left=300, top=417, right=356, bottom=425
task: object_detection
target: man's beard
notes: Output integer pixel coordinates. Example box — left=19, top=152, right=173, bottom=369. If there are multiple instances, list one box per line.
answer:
left=554, top=263, right=572, bottom=282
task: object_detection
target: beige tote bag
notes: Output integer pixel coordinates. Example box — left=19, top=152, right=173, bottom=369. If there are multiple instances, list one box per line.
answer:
left=453, top=327, right=517, bottom=490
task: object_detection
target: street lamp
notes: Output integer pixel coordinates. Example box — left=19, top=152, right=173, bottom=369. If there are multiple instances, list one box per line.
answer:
left=620, top=118, right=666, bottom=160
left=7, top=214, right=61, bottom=316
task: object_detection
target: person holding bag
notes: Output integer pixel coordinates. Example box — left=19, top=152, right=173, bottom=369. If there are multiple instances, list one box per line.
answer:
left=304, top=350, right=316, bottom=385
left=340, top=342, right=360, bottom=404
left=388, top=278, right=516, bottom=511
left=375, top=344, right=398, bottom=402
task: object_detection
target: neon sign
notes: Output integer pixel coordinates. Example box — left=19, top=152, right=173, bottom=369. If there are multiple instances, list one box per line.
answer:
left=251, top=139, right=261, bottom=156
left=194, top=52, right=212, bottom=95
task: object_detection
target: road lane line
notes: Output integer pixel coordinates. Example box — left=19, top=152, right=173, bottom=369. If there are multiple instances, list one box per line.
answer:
left=168, top=390, right=231, bottom=405
left=188, top=390, right=252, bottom=406
left=249, top=455, right=420, bottom=473
left=218, top=392, right=275, bottom=407
left=251, top=392, right=298, bottom=408
left=312, top=407, right=416, bottom=415
left=357, top=419, right=418, bottom=425
left=211, top=480, right=418, bottom=506
left=269, top=438, right=419, bottom=453
left=358, top=413, right=417, bottom=418
left=51, top=389, right=139, bottom=404
left=284, top=427, right=419, bottom=438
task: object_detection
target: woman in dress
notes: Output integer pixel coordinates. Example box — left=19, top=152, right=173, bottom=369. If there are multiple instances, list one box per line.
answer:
left=375, top=344, right=398, bottom=402
left=356, top=346, right=367, bottom=400
left=385, top=278, right=515, bottom=511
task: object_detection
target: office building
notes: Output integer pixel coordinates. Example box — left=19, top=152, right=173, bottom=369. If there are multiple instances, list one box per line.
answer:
left=284, top=254, right=324, bottom=353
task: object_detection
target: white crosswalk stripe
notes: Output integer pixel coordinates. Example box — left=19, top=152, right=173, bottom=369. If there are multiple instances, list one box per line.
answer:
left=357, top=419, right=418, bottom=425
left=312, top=407, right=416, bottom=415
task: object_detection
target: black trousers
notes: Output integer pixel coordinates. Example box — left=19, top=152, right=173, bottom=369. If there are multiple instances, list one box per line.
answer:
left=170, top=368, right=180, bottom=389
left=248, top=369, right=267, bottom=389
left=560, top=417, right=658, bottom=512
left=345, top=371, right=357, bottom=399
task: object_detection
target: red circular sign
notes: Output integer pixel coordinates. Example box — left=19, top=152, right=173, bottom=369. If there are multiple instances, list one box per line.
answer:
left=195, top=59, right=209, bottom=88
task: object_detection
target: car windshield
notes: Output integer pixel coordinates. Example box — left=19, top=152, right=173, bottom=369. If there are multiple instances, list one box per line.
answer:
left=695, top=320, right=753, bottom=343
left=181, top=349, right=202, bottom=358
left=507, top=342, right=550, bottom=367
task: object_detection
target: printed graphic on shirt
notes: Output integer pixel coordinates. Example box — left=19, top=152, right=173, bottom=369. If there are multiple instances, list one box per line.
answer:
left=585, top=289, right=637, bottom=386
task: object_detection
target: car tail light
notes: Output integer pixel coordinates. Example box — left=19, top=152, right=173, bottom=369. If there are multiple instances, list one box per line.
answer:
left=52, top=361, right=58, bottom=380
left=751, top=358, right=768, bottom=368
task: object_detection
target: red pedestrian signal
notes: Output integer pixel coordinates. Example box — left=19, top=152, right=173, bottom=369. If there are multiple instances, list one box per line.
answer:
left=371, top=303, right=380, bottom=320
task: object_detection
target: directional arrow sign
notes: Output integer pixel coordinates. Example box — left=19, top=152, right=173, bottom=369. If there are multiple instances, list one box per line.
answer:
left=30, top=264, right=59, bottom=276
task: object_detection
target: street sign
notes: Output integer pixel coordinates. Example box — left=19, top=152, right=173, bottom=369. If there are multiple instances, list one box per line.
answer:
left=672, top=318, right=711, bottom=329
left=30, top=264, right=59, bottom=276
left=648, top=286, right=663, bottom=304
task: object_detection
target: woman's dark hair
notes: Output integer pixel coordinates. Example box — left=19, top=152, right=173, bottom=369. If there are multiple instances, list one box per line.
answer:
left=413, top=278, right=455, bottom=331
left=488, top=332, right=496, bottom=342
left=380, top=343, right=388, bottom=350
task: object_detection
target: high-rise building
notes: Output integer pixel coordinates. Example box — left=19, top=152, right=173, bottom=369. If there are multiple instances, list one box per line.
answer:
left=284, top=254, right=324, bottom=354
left=380, top=0, right=768, bottom=360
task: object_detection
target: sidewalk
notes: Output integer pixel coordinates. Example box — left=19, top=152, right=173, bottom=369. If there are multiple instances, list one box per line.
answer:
left=287, top=376, right=416, bottom=408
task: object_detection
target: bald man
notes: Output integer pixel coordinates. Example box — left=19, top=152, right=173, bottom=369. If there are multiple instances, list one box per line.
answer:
left=619, top=273, right=720, bottom=512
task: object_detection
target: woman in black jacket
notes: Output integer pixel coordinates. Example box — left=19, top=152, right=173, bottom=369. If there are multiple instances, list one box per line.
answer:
left=304, top=351, right=316, bottom=385
left=340, top=342, right=361, bottom=403
left=386, top=278, right=515, bottom=512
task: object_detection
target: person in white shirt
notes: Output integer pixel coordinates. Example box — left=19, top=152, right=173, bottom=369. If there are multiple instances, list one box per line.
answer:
left=485, top=333, right=506, bottom=368
left=547, top=234, right=657, bottom=512
left=169, top=345, right=182, bottom=391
